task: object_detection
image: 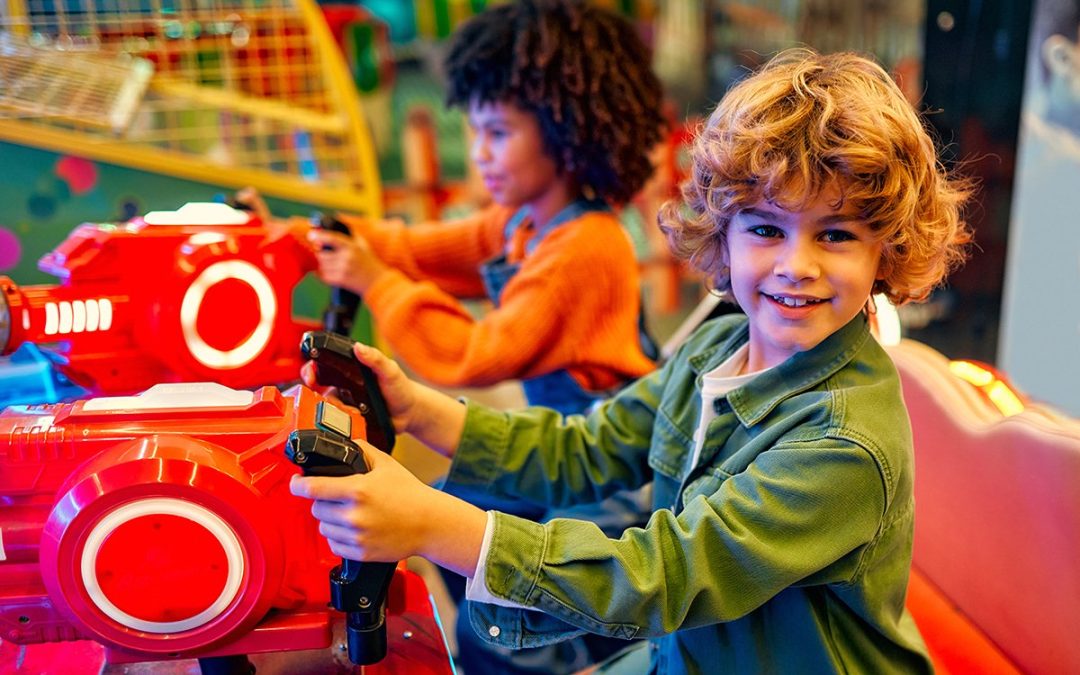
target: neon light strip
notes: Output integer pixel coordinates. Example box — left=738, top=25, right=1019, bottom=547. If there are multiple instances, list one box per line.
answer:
left=85, top=299, right=100, bottom=332
left=45, top=303, right=58, bottom=335
left=72, top=300, right=86, bottom=333
left=99, top=298, right=113, bottom=330
left=58, top=302, right=72, bottom=334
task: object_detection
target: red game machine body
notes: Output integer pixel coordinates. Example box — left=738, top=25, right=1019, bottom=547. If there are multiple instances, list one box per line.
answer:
left=0, top=379, right=450, bottom=671
left=0, top=202, right=322, bottom=395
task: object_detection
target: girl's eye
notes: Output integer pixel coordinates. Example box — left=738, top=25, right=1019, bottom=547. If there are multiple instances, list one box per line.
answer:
left=821, top=229, right=856, bottom=243
left=750, top=224, right=781, bottom=238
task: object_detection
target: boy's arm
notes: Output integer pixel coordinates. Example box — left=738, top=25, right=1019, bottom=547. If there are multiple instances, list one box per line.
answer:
left=446, top=363, right=667, bottom=508
left=289, top=442, right=487, bottom=577
left=470, top=439, right=888, bottom=639
left=347, top=342, right=466, bottom=456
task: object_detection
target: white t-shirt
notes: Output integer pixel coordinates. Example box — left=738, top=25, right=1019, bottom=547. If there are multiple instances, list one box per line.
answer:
left=689, top=344, right=765, bottom=468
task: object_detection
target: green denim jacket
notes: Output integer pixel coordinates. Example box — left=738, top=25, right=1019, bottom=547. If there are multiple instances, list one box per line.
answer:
left=446, top=313, right=932, bottom=674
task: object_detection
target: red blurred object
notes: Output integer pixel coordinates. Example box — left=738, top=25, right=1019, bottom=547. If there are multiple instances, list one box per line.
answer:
left=0, top=202, right=322, bottom=395
left=0, top=566, right=452, bottom=674
left=0, top=381, right=451, bottom=671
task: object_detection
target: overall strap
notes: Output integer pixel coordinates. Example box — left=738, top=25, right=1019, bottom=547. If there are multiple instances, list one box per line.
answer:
left=522, top=197, right=612, bottom=256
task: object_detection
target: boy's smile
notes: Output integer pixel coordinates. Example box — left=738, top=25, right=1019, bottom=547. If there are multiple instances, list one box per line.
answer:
left=726, top=183, right=884, bottom=372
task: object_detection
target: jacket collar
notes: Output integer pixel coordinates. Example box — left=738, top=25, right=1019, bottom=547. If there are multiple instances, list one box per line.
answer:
left=687, top=313, right=871, bottom=427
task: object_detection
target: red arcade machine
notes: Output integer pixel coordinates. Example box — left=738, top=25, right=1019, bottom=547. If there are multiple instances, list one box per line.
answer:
left=0, top=332, right=453, bottom=673
left=0, top=202, right=323, bottom=397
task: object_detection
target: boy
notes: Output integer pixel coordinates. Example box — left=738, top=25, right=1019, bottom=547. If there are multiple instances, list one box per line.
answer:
left=292, top=49, right=972, bottom=673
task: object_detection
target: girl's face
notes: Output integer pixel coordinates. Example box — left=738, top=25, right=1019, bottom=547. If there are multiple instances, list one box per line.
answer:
left=725, top=183, right=884, bottom=372
left=468, top=100, right=571, bottom=219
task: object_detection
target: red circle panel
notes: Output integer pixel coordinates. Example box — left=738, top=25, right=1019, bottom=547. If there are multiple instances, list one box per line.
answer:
left=194, top=277, right=261, bottom=352
left=94, top=513, right=231, bottom=623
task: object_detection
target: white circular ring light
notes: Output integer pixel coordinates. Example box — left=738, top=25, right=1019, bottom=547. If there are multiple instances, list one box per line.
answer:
left=179, top=260, right=277, bottom=369
left=80, top=497, right=245, bottom=634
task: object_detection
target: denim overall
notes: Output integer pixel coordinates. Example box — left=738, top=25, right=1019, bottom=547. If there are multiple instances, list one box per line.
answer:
left=448, top=199, right=653, bottom=675
left=478, top=198, right=658, bottom=415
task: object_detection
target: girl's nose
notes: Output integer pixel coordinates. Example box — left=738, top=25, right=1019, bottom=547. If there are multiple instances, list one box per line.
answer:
left=470, top=133, right=490, bottom=164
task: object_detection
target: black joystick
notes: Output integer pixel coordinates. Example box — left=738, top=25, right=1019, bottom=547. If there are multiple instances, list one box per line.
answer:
left=312, top=214, right=362, bottom=338
left=285, top=429, right=396, bottom=665
left=286, top=329, right=398, bottom=665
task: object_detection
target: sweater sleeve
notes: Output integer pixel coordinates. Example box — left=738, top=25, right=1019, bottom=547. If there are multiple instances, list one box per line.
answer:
left=364, top=212, right=649, bottom=388
left=337, top=205, right=512, bottom=299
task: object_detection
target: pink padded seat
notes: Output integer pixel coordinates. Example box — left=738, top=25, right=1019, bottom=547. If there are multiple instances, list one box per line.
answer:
left=888, top=339, right=1080, bottom=674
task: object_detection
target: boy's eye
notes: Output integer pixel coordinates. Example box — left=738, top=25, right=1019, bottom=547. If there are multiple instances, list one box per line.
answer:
left=749, top=224, right=781, bottom=238
left=820, top=229, right=856, bottom=243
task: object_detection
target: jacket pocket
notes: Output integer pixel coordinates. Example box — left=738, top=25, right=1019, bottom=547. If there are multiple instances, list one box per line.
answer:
left=648, top=407, right=691, bottom=510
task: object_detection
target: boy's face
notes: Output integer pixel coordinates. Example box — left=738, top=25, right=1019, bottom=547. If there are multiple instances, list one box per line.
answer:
left=725, top=183, right=884, bottom=372
left=468, top=100, right=563, bottom=211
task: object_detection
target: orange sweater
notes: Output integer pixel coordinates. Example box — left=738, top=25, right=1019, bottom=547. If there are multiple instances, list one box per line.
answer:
left=339, top=204, right=655, bottom=391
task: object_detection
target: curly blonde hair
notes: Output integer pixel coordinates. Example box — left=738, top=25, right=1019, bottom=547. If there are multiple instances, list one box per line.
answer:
left=660, top=49, right=973, bottom=305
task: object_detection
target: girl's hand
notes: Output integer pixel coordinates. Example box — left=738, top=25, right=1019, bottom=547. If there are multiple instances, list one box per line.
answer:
left=289, top=442, right=486, bottom=575
left=233, top=187, right=276, bottom=225
left=308, top=228, right=388, bottom=295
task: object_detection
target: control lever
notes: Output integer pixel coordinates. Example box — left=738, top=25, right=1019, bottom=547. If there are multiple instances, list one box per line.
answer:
left=300, top=330, right=395, bottom=452
left=225, top=193, right=358, bottom=337
left=289, top=329, right=398, bottom=665
left=311, top=214, right=362, bottom=337
left=285, top=429, right=396, bottom=666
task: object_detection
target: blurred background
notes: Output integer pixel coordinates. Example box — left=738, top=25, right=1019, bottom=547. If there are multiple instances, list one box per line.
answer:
left=4, top=0, right=1077, bottom=415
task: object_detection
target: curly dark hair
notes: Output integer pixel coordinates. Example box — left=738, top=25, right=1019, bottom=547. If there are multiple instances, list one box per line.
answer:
left=443, top=0, right=666, bottom=205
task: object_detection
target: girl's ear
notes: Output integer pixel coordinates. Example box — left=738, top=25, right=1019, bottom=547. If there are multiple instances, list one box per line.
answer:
left=1043, top=35, right=1076, bottom=77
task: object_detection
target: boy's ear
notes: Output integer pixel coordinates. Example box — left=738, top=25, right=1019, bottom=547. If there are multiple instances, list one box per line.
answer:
left=875, top=254, right=890, bottom=281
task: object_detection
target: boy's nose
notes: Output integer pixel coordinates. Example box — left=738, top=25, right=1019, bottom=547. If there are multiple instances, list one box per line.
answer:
left=774, top=243, right=820, bottom=281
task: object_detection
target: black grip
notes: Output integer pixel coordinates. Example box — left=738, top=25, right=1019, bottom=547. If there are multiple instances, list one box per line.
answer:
left=300, top=331, right=395, bottom=452
left=285, top=428, right=395, bottom=665
left=313, top=213, right=362, bottom=337
left=286, top=429, right=368, bottom=476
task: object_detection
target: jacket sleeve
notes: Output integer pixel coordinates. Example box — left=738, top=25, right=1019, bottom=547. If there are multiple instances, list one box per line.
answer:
left=445, top=353, right=670, bottom=507
left=362, top=214, right=644, bottom=387
left=453, top=419, right=888, bottom=644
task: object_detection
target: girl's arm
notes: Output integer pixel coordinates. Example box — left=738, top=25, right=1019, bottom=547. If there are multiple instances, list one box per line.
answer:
left=360, top=214, right=650, bottom=388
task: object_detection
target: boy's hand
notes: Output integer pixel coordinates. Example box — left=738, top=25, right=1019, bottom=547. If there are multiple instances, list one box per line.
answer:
left=301, top=342, right=420, bottom=436
left=289, top=442, right=486, bottom=575
left=308, top=228, right=388, bottom=295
